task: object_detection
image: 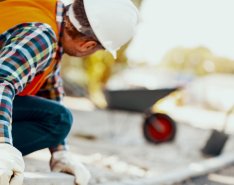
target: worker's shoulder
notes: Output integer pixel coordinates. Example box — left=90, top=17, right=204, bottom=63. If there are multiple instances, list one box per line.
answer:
left=6, top=23, right=57, bottom=42
left=20, top=23, right=57, bottom=39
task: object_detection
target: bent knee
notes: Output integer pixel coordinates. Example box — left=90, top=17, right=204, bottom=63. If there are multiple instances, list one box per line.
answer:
left=59, top=106, right=73, bottom=128
left=52, top=105, right=73, bottom=139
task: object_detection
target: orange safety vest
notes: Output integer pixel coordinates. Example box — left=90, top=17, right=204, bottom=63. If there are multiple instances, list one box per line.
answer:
left=0, top=0, right=60, bottom=96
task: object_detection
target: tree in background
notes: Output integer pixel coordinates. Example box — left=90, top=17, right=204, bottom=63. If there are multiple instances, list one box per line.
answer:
left=160, top=47, right=234, bottom=76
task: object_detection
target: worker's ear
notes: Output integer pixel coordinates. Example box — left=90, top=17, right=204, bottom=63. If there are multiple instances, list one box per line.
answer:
left=78, top=40, right=98, bottom=52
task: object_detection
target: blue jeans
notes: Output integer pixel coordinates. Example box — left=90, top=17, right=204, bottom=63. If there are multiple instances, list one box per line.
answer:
left=12, top=96, right=73, bottom=156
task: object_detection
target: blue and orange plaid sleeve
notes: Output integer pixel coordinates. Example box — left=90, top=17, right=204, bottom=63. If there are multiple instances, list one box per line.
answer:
left=0, top=23, right=57, bottom=144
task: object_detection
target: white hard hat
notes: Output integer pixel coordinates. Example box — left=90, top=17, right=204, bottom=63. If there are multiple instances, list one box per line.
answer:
left=83, top=0, right=139, bottom=58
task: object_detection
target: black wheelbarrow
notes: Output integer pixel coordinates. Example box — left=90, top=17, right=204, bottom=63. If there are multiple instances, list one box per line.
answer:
left=104, top=87, right=177, bottom=144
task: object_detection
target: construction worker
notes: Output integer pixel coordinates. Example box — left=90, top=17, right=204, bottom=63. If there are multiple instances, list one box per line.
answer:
left=0, top=0, right=139, bottom=184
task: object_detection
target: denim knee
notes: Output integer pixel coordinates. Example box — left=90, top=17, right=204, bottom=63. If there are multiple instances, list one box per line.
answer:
left=52, top=104, right=73, bottom=142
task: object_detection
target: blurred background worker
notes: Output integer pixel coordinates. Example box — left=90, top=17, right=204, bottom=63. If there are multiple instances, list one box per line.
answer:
left=0, top=0, right=139, bottom=184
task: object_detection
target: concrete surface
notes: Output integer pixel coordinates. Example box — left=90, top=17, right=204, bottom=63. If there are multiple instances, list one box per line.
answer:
left=176, top=164, right=234, bottom=185
left=23, top=97, right=234, bottom=185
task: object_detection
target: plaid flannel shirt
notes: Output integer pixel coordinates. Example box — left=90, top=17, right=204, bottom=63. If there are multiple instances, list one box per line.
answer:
left=0, top=1, right=65, bottom=145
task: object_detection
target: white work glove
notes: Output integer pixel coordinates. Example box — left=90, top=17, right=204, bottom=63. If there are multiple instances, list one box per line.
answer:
left=0, top=144, right=25, bottom=185
left=50, top=151, right=91, bottom=185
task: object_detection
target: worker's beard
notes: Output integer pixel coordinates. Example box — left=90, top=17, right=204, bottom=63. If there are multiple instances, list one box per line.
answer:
left=63, top=46, right=83, bottom=57
left=63, top=46, right=99, bottom=57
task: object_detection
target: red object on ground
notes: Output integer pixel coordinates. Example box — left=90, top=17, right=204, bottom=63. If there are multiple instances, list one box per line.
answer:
left=143, top=113, right=176, bottom=144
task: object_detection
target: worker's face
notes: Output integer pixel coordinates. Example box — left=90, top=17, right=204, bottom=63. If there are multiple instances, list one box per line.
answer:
left=61, top=28, right=103, bottom=57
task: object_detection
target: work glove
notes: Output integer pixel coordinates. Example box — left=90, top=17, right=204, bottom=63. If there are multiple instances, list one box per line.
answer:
left=0, top=144, right=25, bottom=185
left=50, top=151, right=91, bottom=185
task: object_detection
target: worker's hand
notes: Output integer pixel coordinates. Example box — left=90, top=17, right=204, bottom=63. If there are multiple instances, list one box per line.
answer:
left=50, top=151, right=91, bottom=185
left=0, top=144, right=25, bottom=185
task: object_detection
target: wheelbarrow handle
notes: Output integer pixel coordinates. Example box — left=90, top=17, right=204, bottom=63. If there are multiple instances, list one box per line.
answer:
left=222, top=104, right=234, bottom=132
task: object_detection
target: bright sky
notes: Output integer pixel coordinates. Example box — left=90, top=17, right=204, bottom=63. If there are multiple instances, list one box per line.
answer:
left=126, top=0, right=234, bottom=64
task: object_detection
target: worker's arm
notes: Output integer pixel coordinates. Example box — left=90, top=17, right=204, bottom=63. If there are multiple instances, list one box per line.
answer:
left=35, top=45, right=91, bottom=185
left=0, top=23, right=57, bottom=144
left=0, top=23, right=57, bottom=185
